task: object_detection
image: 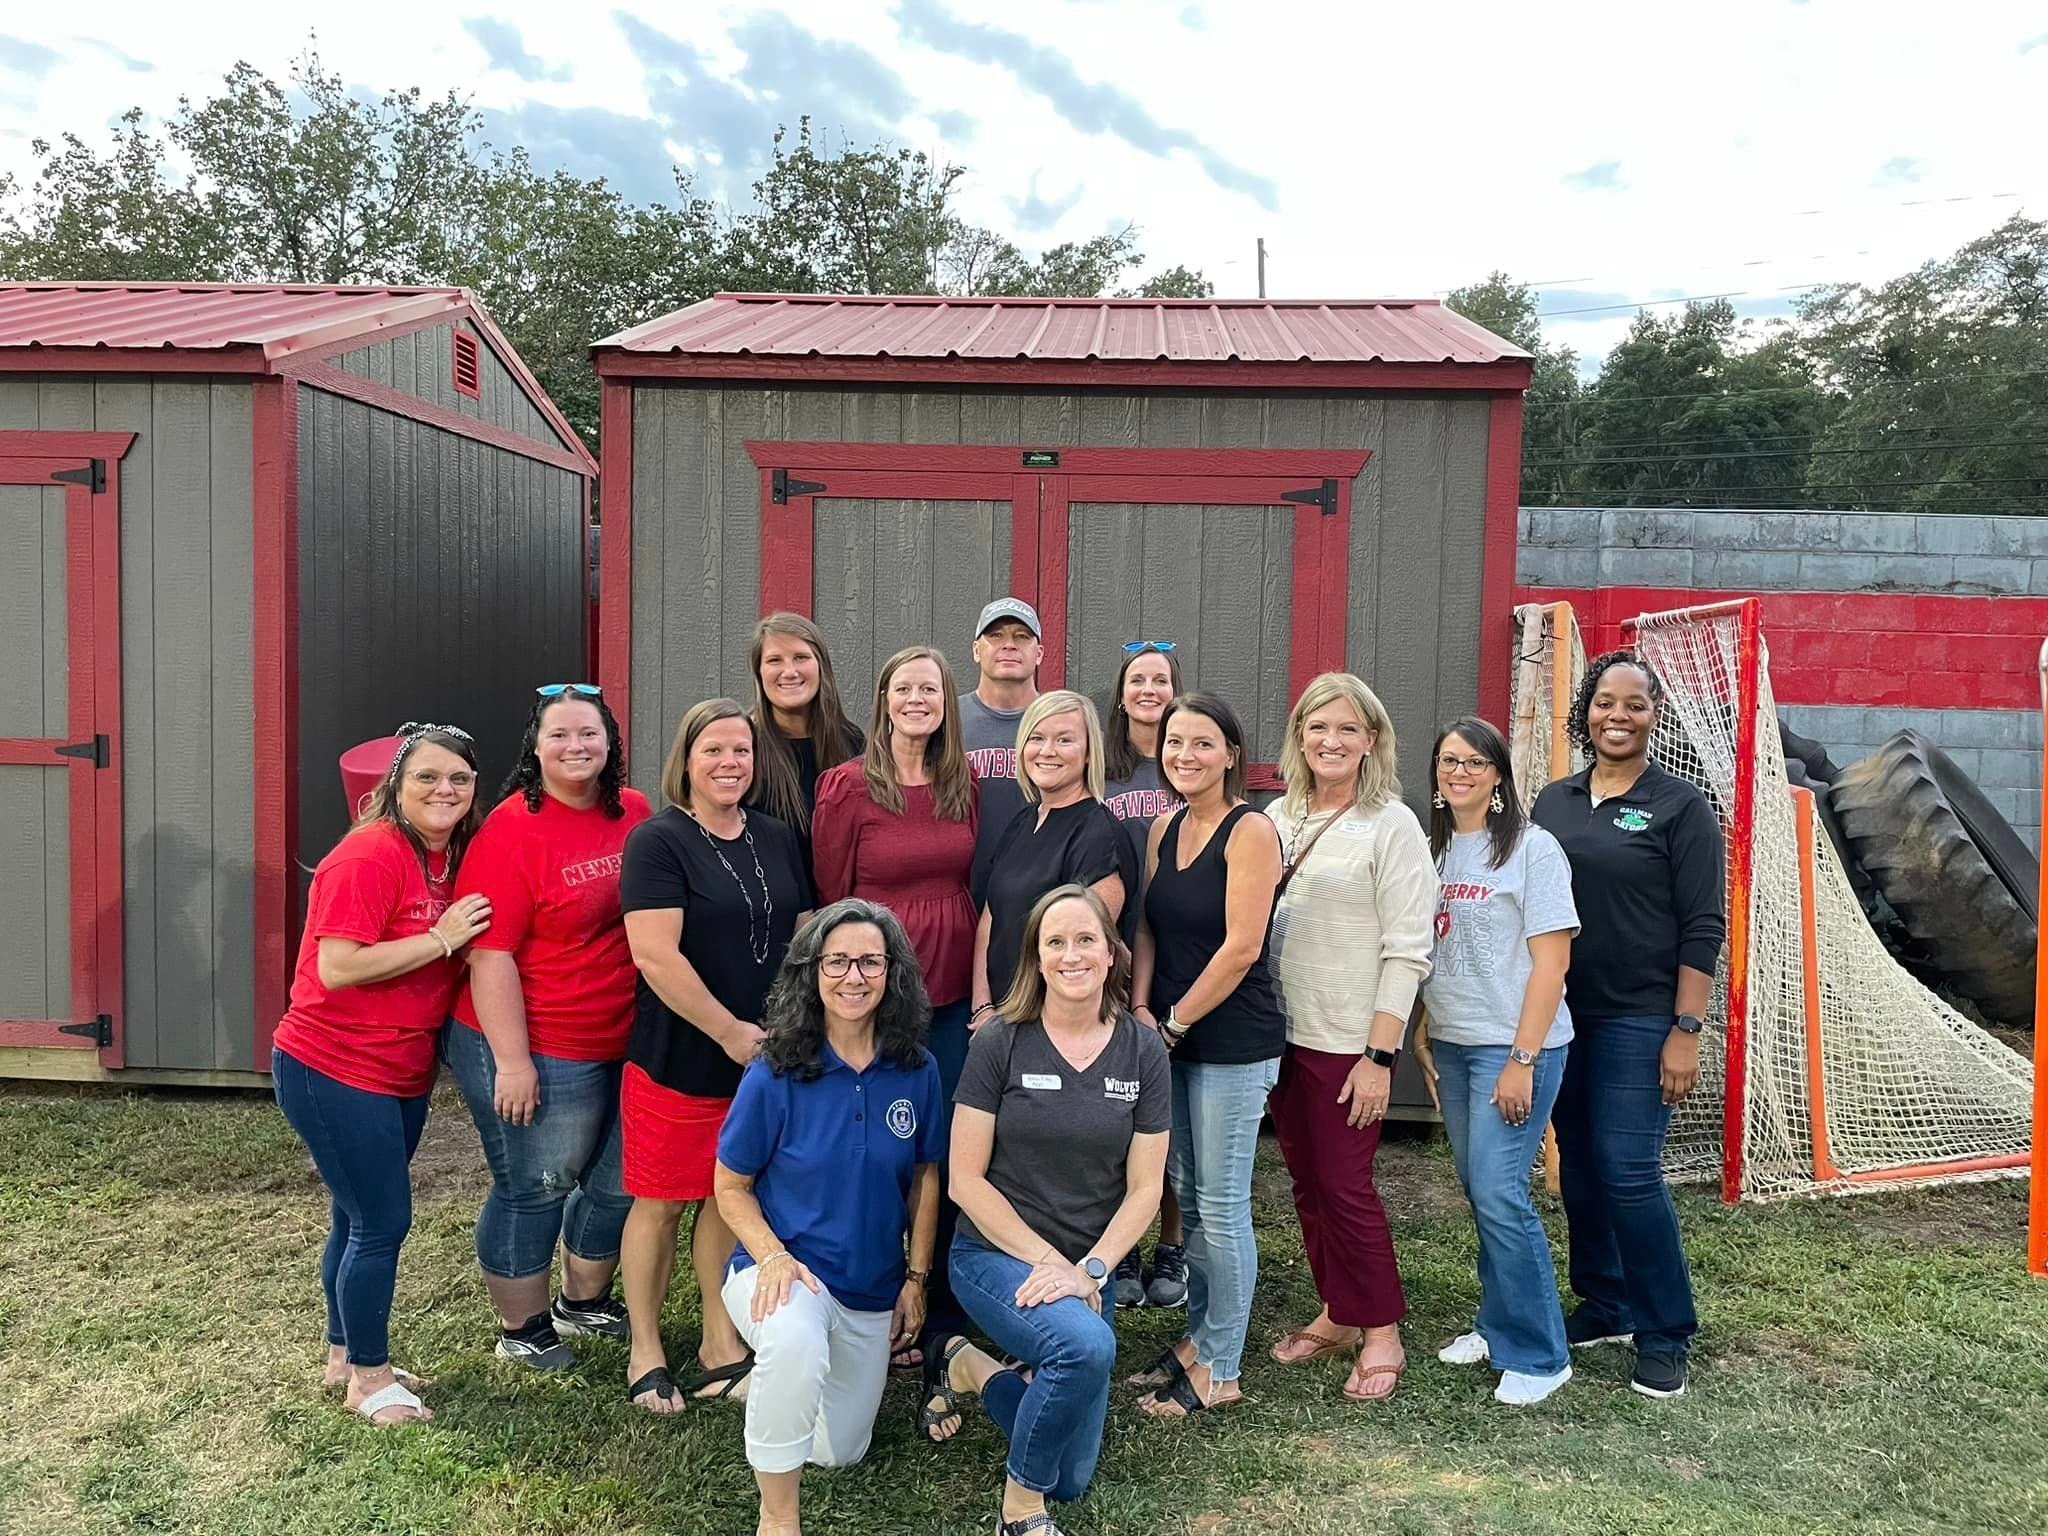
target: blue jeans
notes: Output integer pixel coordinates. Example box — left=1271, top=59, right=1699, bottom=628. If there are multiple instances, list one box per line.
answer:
left=1170, top=1055, right=1280, bottom=1382
left=1549, top=1014, right=1698, bottom=1356
left=918, top=998, right=974, bottom=1351
left=1434, top=1040, right=1570, bottom=1374
left=271, top=1047, right=430, bottom=1367
left=440, top=1020, right=631, bottom=1281
left=950, top=1234, right=1116, bottom=1502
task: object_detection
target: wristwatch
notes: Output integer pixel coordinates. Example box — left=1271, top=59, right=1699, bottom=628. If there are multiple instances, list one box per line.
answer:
left=1082, top=1256, right=1109, bottom=1289
left=1508, top=1046, right=1538, bottom=1067
left=1673, top=1013, right=1705, bottom=1035
left=1362, top=1045, right=1399, bottom=1069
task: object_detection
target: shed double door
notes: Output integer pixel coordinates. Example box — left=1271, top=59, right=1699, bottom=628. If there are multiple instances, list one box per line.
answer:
left=0, top=451, right=123, bottom=1066
left=761, top=455, right=1354, bottom=778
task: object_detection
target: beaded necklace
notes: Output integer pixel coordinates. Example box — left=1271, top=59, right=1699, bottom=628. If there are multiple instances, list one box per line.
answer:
left=690, top=808, right=775, bottom=965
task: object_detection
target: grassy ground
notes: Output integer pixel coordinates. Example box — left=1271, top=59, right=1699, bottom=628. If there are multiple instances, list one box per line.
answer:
left=2, top=1083, right=2044, bottom=1536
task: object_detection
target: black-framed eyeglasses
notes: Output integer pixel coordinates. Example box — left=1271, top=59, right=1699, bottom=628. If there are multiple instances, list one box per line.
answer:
left=395, top=720, right=474, bottom=742
left=819, top=953, right=889, bottom=978
left=1123, top=641, right=1177, bottom=653
left=1437, top=754, right=1493, bottom=774
left=536, top=683, right=602, bottom=699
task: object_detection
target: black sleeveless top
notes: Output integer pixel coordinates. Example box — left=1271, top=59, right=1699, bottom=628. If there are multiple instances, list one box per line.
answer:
left=1143, top=804, right=1286, bottom=1065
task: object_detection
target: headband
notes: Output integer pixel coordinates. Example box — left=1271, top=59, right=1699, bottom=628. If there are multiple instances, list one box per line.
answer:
left=388, top=720, right=475, bottom=783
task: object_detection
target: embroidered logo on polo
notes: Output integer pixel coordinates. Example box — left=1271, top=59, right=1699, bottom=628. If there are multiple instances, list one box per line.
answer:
left=1102, top=1076, right=1140, bottom=1104
left=886, top=1099, right=916, bottom=1139
left=1613, top=808, right=1654, bottom=832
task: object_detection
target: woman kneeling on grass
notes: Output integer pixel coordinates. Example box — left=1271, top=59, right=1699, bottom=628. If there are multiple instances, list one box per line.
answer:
left=712, top=900, right=943, bottom=1536
left=924, top=885, right=1171, bottom=1536
left=272, top=723, right=490, bottom=1425
left=1419, top=717, right=1579, bottom=1406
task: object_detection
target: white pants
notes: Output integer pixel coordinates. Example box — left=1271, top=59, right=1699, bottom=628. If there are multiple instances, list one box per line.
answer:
left=721, top=1263, right=894, bottom=1475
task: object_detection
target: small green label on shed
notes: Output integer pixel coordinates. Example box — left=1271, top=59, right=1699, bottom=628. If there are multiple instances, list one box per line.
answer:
left=1022, top=450, right=1060, bottom=468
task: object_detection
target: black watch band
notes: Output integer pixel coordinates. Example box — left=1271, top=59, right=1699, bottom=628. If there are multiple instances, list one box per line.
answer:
left=1673, top=1013, right=1705, bottom=1035
left=1362, top=1045, right=1400, bottom=1069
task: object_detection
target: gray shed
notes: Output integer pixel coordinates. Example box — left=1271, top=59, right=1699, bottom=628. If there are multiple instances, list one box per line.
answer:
left=0, top=283, right=595, bottom=1084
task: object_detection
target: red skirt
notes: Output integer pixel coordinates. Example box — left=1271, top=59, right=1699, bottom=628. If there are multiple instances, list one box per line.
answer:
left=620, top=1061, right=731, bottom=1201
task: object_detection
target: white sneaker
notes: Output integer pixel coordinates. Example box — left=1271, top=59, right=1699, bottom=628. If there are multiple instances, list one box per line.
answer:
left=1494, top=1365, right=1572, bottom=1406
left=1437, top=1331, right=1490, bottom=1366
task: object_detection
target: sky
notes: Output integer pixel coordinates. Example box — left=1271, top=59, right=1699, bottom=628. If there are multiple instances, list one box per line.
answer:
left=2, top=0, right=2045, bottom=372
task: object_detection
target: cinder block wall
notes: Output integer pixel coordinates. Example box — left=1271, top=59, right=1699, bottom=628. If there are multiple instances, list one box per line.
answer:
left=1517, top=508, right=2048, bottom=850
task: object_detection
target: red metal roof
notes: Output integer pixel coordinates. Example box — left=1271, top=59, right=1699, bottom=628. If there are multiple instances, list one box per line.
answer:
left=595, top=293, right=1529, bottom=367
left=0, top=282, right=468, bottom=357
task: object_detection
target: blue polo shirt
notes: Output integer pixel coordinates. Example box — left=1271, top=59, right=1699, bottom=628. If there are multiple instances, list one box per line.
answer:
left=717, top=1043, right=945, bottom=1312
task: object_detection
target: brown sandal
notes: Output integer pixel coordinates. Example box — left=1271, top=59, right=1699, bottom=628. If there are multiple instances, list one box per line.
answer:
left=1342, top=1360, right=1405, bottom=1402
left=1271, top=1327, right=1359, bottom=1365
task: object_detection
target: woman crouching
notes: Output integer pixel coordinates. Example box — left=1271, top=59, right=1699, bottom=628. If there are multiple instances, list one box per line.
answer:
left=713, top=900, right=943, bottom=1536
left=925, top=885, right=1171, bottom=1536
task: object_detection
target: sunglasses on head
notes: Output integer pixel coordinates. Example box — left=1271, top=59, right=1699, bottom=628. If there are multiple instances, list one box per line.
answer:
left=1123, top=641, right=1177, bottom=653
left=536, top=683, right=602, bottom=699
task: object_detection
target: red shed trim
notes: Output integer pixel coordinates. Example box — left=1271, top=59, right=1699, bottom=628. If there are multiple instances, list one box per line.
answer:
left=597, top=381, right=635, bottom=753
left=742, top=443, right=1373, bottom=478
left=284, top=361, right=593, bottom=474
left=601, top=353, right=1532, bottom=392
left=250, top=377, right=301, bottom=1050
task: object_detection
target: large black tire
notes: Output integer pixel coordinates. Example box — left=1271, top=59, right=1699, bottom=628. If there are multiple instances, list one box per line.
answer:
left=1827, top=730, right=2038, bottom=1025
left=1780, top=720, right=1842, bottom=786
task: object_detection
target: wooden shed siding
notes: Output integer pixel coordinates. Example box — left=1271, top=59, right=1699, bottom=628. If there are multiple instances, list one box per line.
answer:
left=0, top=475, right=70, bottom=1022
left=296, top=388, right=585, bottom=866
left=626, top=382, right=1495, bottom=820
left=330, top=322, right=557, bottom=451
left=0, top=376, right=256, bottom=1071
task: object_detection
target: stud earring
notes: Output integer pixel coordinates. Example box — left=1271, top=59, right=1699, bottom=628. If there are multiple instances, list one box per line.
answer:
left=1490, top=788, right=1505, bottom=814
left=1432, top=791, right=1446, bottom=808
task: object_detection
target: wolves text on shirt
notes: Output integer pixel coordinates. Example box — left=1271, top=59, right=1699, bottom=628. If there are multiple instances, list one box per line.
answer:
left=560, top=853, right=625, bottom=887
left=1101, top=1075, right=1141, bottom=1103
left=1434, top=882, right=1500, bottom=980
left=1104, top=786, right=1177, bottom=822
left=964, top=745, right=1017, bottom=781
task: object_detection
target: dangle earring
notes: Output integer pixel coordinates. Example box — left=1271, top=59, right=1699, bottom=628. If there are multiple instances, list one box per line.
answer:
left=1432, top=790, right=1446, bottom=808
left=1489, top=788, right=1505, bottom=814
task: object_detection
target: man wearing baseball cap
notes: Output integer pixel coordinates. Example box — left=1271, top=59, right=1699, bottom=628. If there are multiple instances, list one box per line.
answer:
left=957, top=598, right=1043, bottom=906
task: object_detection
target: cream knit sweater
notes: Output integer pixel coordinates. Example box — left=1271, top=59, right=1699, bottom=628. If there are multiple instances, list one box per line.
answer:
left=1266, top=798, right=1438, bottom=1054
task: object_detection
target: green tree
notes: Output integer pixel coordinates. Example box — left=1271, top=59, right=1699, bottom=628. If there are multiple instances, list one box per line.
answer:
left=1795, top=213, right=2048, bottom=515
left=1445, top=271, right=1582, bottom=502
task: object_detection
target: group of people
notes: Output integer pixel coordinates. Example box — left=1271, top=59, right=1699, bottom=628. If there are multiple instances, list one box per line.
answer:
left=269, top=596, right=1725, bottom=1536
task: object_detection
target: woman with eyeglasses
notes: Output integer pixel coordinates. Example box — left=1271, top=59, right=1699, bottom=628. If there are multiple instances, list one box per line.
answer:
left=745, top=613, right=865, bottom=867
left=812, top=646, right=979, bottom=1376
left=1100, top=642, right=1188, bottom=1310
left=617, top=698, right=812, bottom=1411
left=1263, top=673, right=1435, bottom=1403
left=272, top=723, right=491, bottom=1425
left=443, top=684, right=652, bottom=1371
left=713, top=900, right=942, bottom=1536
left=1420, top=718, right=1579, bottom=1406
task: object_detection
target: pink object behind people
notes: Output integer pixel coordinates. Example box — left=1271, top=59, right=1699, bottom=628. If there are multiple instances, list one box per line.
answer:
left=340, top=735, right=409, bottom=820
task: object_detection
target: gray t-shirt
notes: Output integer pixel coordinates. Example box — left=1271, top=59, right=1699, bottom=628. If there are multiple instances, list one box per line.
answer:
left=1103, top=758, right=1179, bottom=881
left=958, top=691, right=1028, bottom=905
left=953, top=1013, right=1171, bottom=1262
left=1423, top=826, right=1579, bottom=1049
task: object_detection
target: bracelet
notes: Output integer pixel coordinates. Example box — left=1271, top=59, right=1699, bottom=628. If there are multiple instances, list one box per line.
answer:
left=430, top=930, right=454, bottom=959
left=756, top=1250, right=791, bottom=1268
left=970, top=1002, right=995, bottom=1019
left=905, top=1267, right=930, bottom=1286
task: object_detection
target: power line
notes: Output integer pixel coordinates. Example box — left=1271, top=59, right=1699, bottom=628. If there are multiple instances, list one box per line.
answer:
left=1523, top=421, right=2042, bottom=455
left=1533, top=366, right=2047, bottom=412
left=1524, top=437, right=2048, bottom=468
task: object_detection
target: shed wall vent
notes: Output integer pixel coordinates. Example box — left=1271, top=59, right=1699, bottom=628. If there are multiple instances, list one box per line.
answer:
left=452, top=330, right=481, bottom=398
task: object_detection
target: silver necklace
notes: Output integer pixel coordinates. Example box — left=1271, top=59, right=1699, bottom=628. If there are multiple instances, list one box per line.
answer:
left=690, top=809, right=775, bottom=965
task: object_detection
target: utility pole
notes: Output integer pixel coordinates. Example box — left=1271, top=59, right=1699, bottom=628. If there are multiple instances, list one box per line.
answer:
left=1256, top=237, right=1267, bottom=299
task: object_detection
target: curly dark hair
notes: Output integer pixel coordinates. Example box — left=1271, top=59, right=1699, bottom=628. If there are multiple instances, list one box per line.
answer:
left=499, top=690, right=629, bottom=817
left=759, top=900, right=931, bottom=1082
left=1567, top=649, right=1665, bottom=756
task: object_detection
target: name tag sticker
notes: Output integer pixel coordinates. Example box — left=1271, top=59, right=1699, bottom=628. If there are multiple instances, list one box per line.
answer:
left=1020, top=1073, right=1063, bottom=1090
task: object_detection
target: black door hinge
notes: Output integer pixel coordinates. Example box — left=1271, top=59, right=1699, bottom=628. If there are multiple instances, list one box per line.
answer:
left=52, top=460, right=106, bottom=494
left=1280, top=478, right=1340, bottom=516
left=54, top=733, right=110, bottom=769
left=772, top=469, right=826, bottom=504
left=60, top=1014, right=114, bottom=1047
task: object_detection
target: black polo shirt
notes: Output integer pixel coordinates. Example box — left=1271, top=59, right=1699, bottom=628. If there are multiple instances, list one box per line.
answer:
left=1530, top=760, right=1726, bottom=1021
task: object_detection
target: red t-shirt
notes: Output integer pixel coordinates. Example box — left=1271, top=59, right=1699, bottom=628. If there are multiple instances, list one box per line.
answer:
left=451, top=787, right=652, bottom=1060
left=811, top=762, right=978, bottom=1005
left=272, top=822, right=462, bottom=1097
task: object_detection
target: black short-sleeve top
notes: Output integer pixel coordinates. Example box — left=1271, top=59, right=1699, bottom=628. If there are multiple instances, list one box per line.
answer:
left=982, top=798, right=1136, bottom=1003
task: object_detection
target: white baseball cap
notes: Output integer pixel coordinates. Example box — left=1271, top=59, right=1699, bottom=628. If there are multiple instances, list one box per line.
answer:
left=975, top=597, right=1042, bottom=638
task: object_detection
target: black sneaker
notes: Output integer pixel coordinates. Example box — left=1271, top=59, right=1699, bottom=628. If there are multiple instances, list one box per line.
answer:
left=496, top=1311, right=577, bottom=1371
left=1630, top=1351, right=1687, bottom=1399
left=1564, top=1308, right=1634, bottom=1349
left=1145, top=1242, right=1189, bottom=1308
left=552, top=1291, right=629, bottom=1340
left=1111, top=1250, right=1146, bottom=1310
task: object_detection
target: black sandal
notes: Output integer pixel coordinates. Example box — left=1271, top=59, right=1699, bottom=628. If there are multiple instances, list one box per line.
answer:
left=1147, top=1366, right=1207, bottom=1415
left=917, top=1334, right=973, bottom=1443
left=680, top=1351, right=754, bottom=1402
left=626, top=1365, right=679, bottom=1410
left=1127, top=1346, right=1185, bottom=1391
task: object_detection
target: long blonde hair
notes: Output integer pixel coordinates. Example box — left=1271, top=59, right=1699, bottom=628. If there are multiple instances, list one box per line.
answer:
left=995, top=884, right=1132, bottom=1026
left=1015, top=690, right=1106, bottom=804
left=1278, top=672, right=1400, bottom=817
left=746, top=613, right=860, bottom=832
left=860, top=647, right=976, bottom=822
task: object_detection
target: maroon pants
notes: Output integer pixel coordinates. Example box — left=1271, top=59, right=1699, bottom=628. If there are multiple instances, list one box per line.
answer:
left=1269, top=1043, right=1406, bottom=1329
